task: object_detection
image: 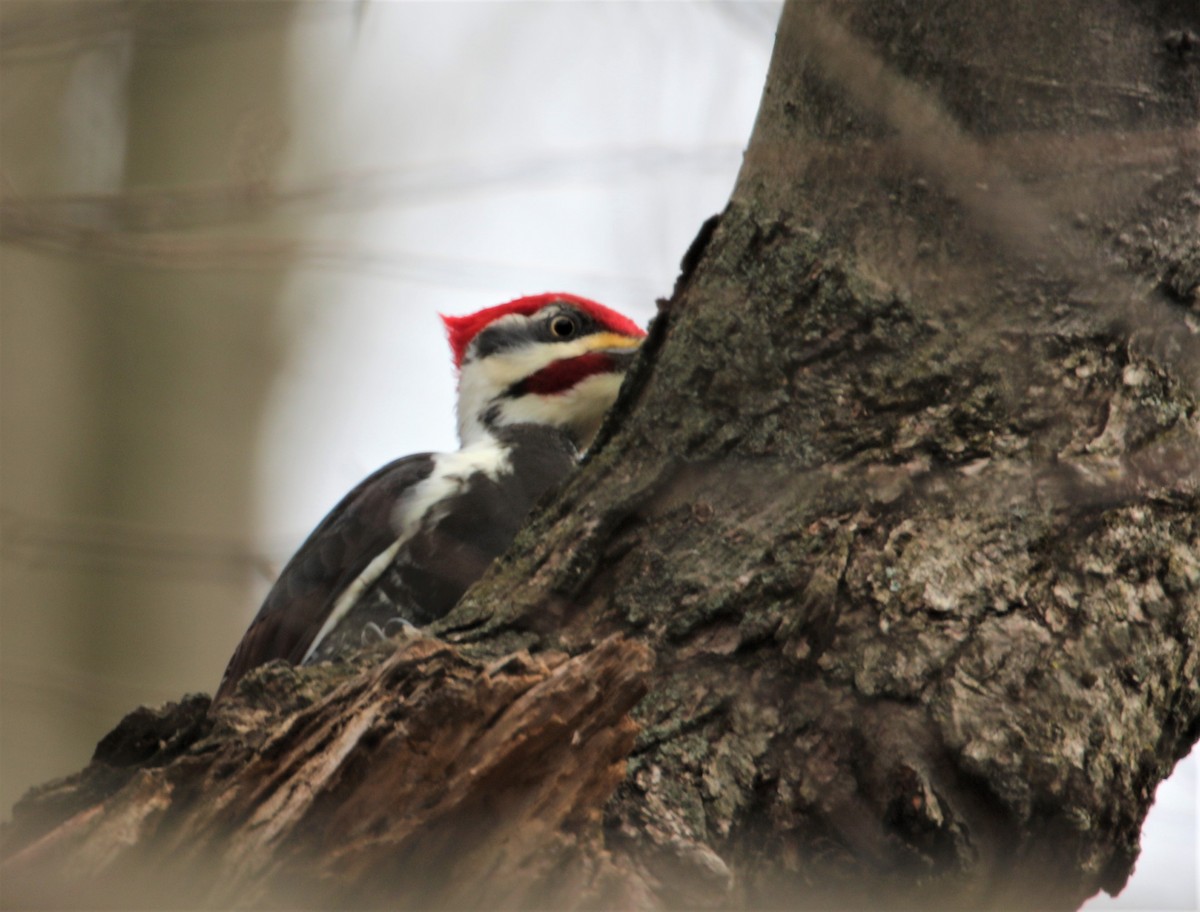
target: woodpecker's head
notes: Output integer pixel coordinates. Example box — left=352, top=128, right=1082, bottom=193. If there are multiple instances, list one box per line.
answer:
left=442, top=293, right=645, bottom=448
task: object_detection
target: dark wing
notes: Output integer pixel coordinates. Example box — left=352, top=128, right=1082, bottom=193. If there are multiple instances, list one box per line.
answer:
left=214, top=452, right=435, bottom=702
left=368, top=423, right=580, bottom=627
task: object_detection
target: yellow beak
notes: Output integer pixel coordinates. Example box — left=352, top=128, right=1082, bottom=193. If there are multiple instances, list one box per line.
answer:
left=582, top=331, right=644, bottom=355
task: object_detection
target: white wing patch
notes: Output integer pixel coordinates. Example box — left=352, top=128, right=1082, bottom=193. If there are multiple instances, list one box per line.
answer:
left=302, top=538, right=407, bottom=663
left=301, top=436, right=512, bottom=663
left=392, top=436, right=512, bottom=533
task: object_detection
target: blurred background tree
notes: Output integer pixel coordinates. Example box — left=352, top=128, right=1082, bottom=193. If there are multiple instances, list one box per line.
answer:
left=2, top=0, right=292, bottom=809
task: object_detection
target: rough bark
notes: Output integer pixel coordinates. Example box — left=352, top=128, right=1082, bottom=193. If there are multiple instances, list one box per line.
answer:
left=2, top=636, right=652, bottom=910
left=3, top=1, right=1198, bottom=909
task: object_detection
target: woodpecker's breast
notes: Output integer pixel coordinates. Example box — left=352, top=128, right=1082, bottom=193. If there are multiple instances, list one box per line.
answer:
left=303, top=424, right=578, bottom=664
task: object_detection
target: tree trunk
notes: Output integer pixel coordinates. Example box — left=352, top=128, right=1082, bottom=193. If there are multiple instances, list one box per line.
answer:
left=3, top=1, right=1197, bottom=909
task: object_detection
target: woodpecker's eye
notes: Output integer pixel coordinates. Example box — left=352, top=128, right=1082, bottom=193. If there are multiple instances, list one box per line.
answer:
left=549, top=315, right=577, bottom=339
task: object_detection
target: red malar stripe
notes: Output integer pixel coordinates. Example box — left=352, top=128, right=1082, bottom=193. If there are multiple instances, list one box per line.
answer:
left=520, top=353, right=616, bottom=396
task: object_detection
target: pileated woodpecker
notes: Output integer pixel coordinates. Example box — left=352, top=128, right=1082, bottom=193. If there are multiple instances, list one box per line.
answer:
left=214, top=293, right=645, bottom=701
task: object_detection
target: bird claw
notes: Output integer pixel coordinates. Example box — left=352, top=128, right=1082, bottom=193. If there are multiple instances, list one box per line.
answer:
left=361, top=621, right=388, bottom=645
left=361, top=617, right=418, bottom=647
left=383, top=617, right=418, bottom=638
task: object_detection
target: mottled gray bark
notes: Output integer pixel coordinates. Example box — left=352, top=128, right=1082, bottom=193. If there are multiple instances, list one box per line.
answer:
left=3, top=1, right=1197, bottom=909
left=451, top=1, right=1200, bottom=907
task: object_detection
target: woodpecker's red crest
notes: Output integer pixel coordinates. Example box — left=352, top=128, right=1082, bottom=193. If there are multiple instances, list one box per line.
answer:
left=441, top=292, right=644, bottom=368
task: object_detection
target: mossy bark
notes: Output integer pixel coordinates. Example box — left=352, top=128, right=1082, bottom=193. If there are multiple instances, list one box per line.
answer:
left=3, top=1, right=1197, bottom=909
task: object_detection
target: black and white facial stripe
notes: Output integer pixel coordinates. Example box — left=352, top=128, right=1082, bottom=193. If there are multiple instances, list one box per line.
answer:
left=454, top=307, right=643, bottom=447
left=466, top=303, right=604, bottom=364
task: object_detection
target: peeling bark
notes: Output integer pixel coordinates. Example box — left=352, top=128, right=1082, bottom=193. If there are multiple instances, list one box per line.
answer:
left=3, top=636, right=652, bottom=909
left=3, top=1, right=1198, bottom=909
